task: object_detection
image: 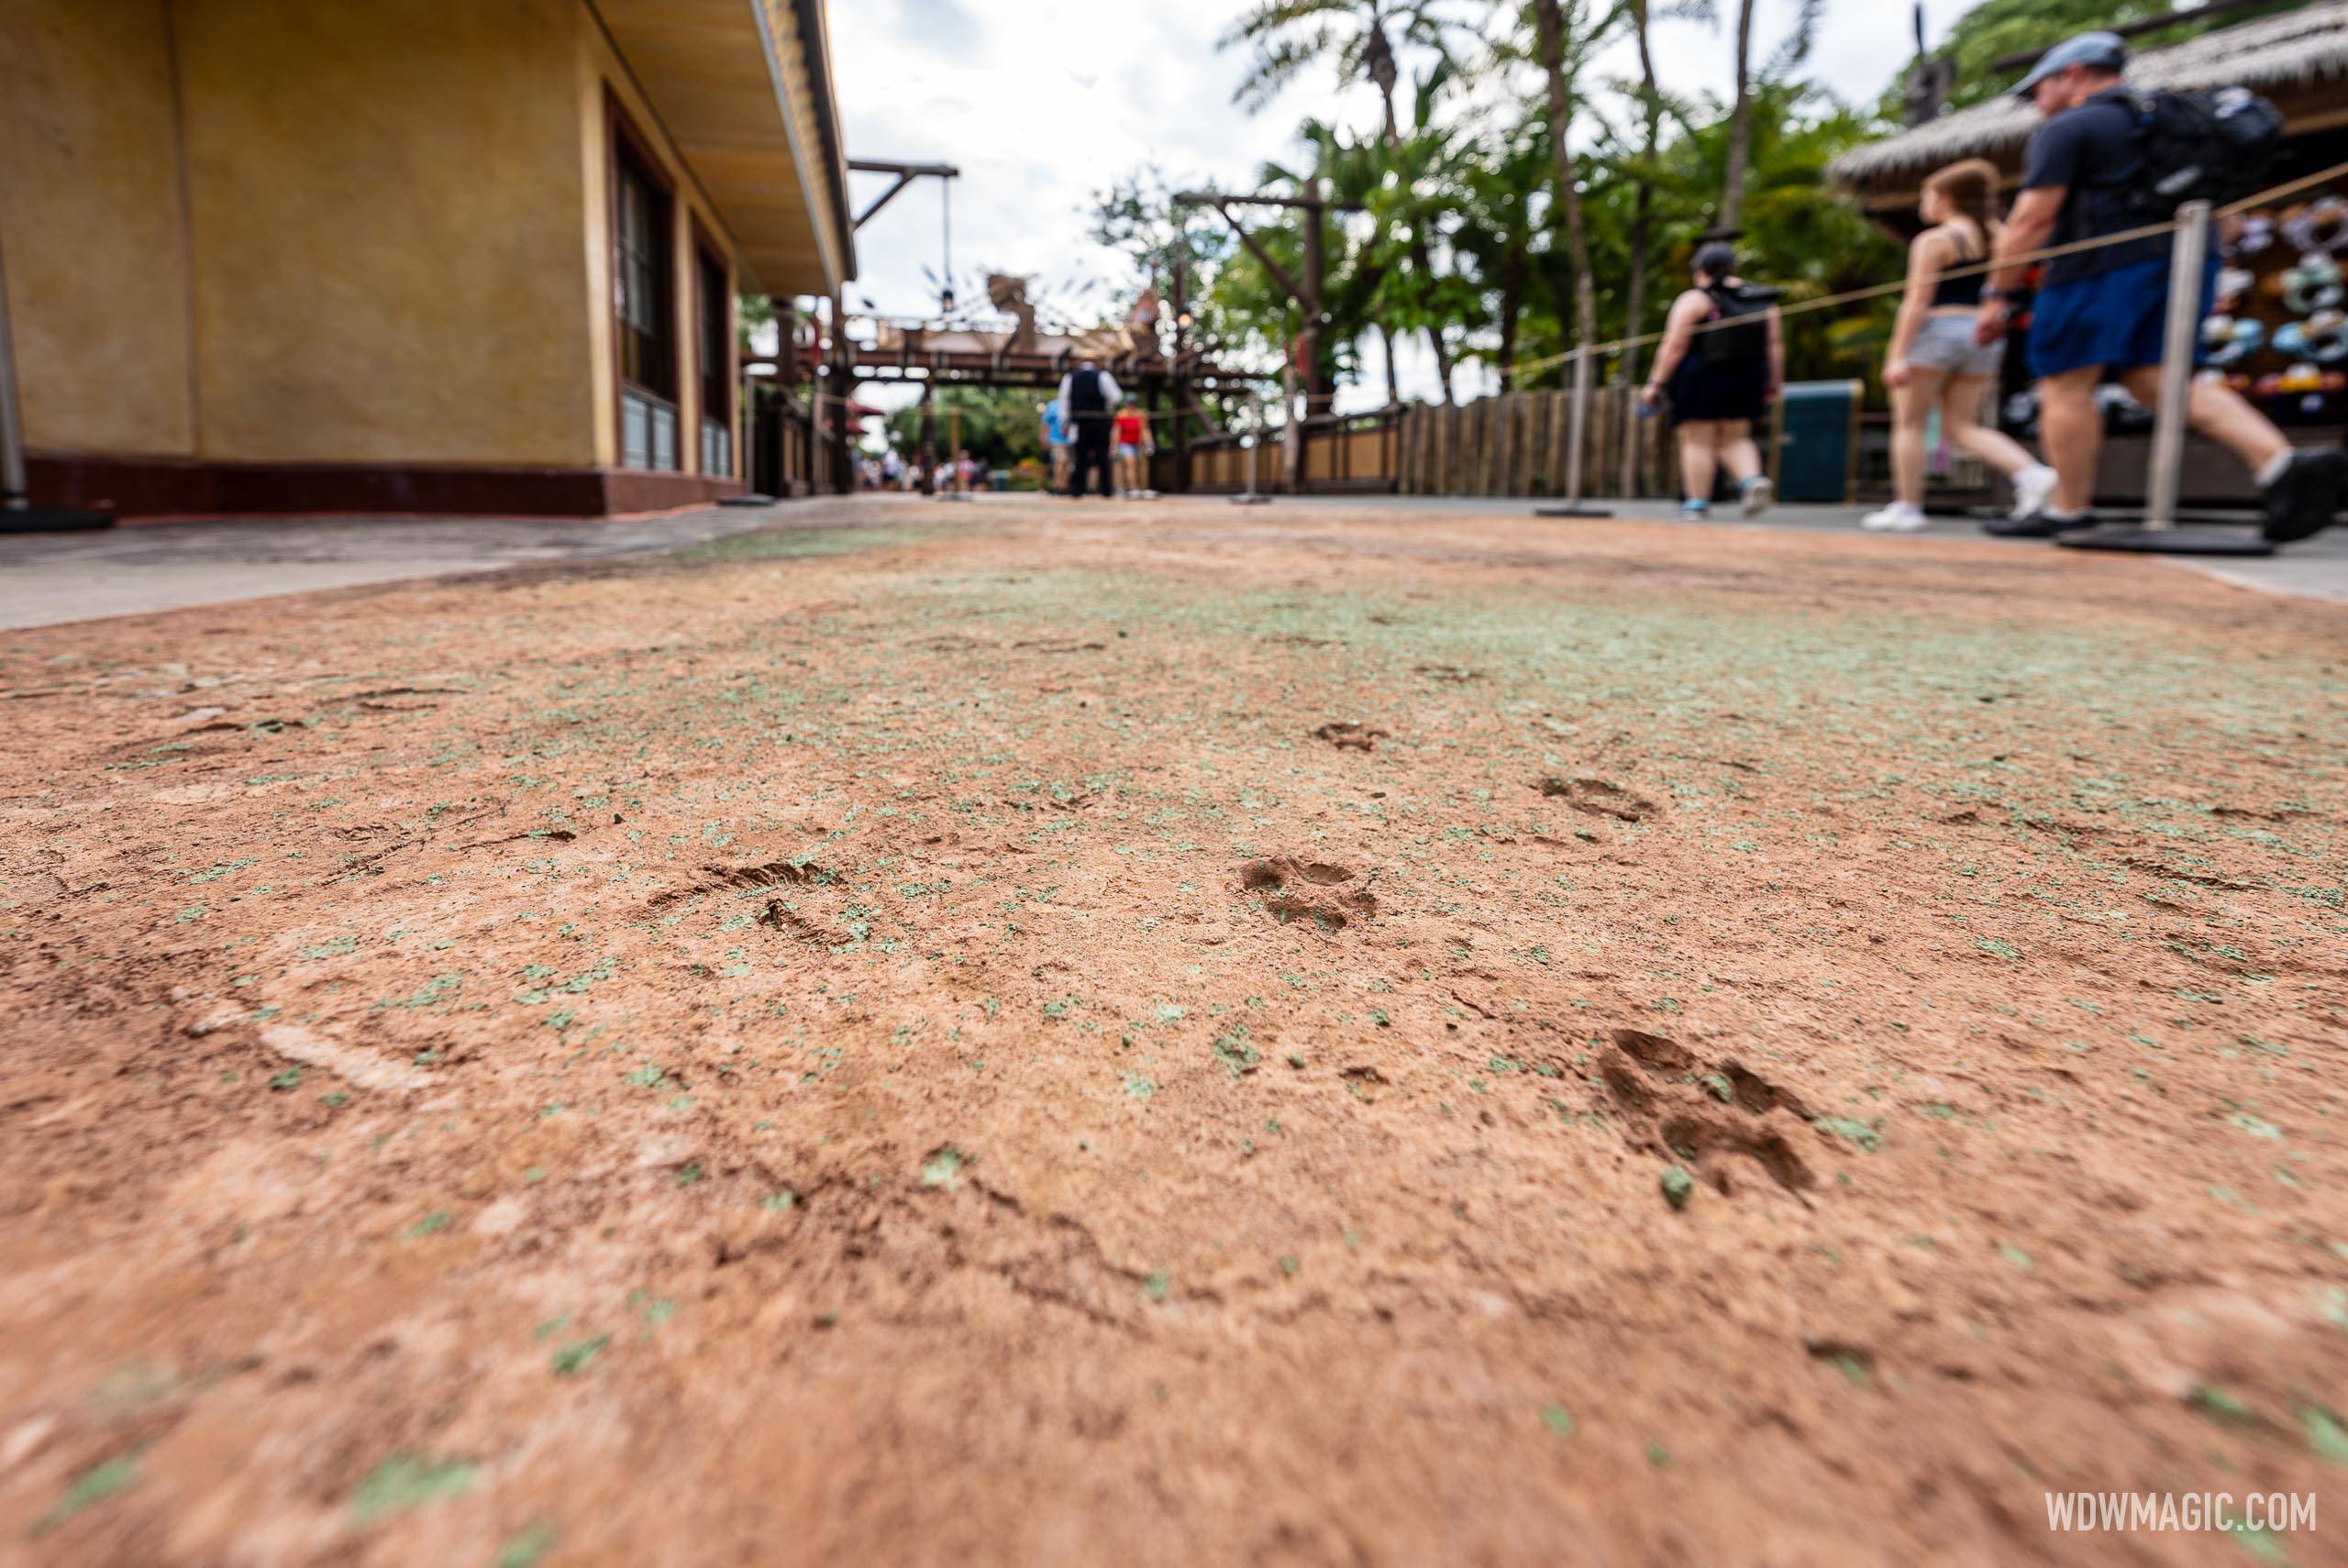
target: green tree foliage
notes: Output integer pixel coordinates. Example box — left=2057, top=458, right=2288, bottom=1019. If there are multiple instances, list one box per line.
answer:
left=1891, top=0, right=2192, bottom=115
left=1089, top=0, right=2202, bottom=406
left=880, top=387, right=1047, bottom=469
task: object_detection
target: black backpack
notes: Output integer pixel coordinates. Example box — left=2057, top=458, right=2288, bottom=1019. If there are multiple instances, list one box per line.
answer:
left=1700, top=282, right=1780, bottom=365
left=2120, top=85, right=2283, bottom=219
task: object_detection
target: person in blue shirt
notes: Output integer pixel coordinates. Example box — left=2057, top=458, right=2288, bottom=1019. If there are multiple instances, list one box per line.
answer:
left=1976, top=30, right=2345, bottom=541
left=1039, top=398, right=1072, bottom=493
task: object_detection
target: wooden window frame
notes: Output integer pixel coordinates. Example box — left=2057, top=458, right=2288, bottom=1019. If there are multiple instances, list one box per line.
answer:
left=606, top=89, right=679, bottom=458
left=692, top=222, right=734, bottom=437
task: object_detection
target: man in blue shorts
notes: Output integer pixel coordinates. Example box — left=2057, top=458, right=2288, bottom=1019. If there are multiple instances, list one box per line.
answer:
left=1976, top=31, right=2345, bottom=542
left=1039, top=397, right=1072, bottom=493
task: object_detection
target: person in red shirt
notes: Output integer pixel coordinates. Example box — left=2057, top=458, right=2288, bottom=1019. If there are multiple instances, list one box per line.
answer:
left=1113, top=400, right=1151, bottom=497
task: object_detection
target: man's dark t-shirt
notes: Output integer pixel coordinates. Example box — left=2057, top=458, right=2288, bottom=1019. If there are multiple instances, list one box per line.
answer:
left=2021, top=87, right=2167, bottom=284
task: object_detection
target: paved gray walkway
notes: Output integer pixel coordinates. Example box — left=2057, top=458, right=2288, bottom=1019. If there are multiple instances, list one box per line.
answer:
left=5, top=493, right=2344, bottom=631
left=0, top=504, right=821, bottom=631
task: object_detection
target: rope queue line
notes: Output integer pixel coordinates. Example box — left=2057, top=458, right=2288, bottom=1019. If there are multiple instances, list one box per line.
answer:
left=1499, top=152, right=2348, bottom=384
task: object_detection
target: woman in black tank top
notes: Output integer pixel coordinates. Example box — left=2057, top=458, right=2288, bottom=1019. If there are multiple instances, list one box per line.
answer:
left=1866, top=159, right=2057, bottom=532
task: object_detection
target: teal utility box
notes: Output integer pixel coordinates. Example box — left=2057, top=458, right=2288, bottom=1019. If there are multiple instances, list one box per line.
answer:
left=1773, top=380, right=1862, bottom=504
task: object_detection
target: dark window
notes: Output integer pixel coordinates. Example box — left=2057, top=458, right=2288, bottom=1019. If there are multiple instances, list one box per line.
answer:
left=697, top=247, right=731, bottom=428
left=615, top=138, right=673, bottom=399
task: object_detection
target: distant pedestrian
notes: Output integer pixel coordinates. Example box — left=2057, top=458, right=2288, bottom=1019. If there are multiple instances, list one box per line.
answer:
left=1040, top=398, right=1073, bottom=493
left=1864, top=159, right=2059, bottom=532
left=1640, top=243, right=1780, bottom=519
left=1113, top=398, right=1150, bottom=495
left=1977, top=30, right=2344, bottom=540
left=1058, top=358, right=1119, bottom=498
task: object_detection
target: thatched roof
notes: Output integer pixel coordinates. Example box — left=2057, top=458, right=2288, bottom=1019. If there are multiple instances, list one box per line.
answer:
left=1831, top=0, right=2348, bottom=190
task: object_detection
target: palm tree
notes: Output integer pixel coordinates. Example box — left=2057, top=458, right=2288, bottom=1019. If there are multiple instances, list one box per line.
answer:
left=1718, top=0, right=1758, bottom=230
left=1618, top=0, right=1662, bottom=396
left=1448, top=115, right=1550, bottom=393
left=1529, top=0, right=1605, bottom=373
left=1222, top=1, right=1480, bottom=143
left=1220, top=1, right=1480, bottom=401
left=1714, top=0, right=1822, bottom=231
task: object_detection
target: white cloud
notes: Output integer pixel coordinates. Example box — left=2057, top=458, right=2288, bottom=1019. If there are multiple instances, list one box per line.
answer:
left=825, top=0, right=1932, bottom=418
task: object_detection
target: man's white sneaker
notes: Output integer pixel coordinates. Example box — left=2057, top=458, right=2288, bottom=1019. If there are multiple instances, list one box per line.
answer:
left=2009, top=464, right=2059, bottom=520
left=1860, top=502, right=1930, bottom=532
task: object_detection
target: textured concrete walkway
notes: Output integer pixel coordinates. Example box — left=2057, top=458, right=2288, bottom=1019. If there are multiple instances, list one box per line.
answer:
left=1301, top=493, right=2348, bottom=602
left=4, top=493, right=2344, bottom=630
left=0, top=505, right=806, bottom=631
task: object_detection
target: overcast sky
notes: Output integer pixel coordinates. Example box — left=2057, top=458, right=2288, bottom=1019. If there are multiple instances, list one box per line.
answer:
left=825, top=0, right=1954, bottom=414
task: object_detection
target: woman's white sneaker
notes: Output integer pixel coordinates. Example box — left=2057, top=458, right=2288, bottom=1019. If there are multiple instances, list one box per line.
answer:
left=2009, top=463, right=2058, bottom=520
left=1739, top=475, right=1774, bottom=517
left=1861, top=502, right=1930, bottom=532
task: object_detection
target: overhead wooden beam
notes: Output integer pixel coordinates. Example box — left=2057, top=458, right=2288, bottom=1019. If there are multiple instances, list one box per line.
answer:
left=854, top=174, right=916, bottom=230
left=1212, top=203, right=1303, bottom=304
left=847, top=159, right=961, bottom=231
left=848, top=159, right=961, bottom=178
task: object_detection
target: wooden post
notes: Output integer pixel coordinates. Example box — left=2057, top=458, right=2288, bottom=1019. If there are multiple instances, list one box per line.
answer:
left=1281, top=363, right=1301, bottom=493
left=1301, top=175, right=1327, bottom=418
left=917, top=381, right=936, bottom=496
left=826, top=293, right=853, bottom=494
left=1170, top=242, right=1191, bottom=492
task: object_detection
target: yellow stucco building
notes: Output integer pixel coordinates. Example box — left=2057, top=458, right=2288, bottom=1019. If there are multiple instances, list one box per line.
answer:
left=0, top=0, right=853, bottom=516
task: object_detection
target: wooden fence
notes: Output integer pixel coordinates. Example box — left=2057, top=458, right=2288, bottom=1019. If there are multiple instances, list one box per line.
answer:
left=1397, top=386, right=1678, bottom=499
left=1168, top=389, right=1682, bottom=500
left=1177, top=406, right=1403, bottom=495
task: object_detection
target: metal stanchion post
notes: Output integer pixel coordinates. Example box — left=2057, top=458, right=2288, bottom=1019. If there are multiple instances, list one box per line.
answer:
left=1535, top=342, right=1611, bottom=519
left=1233, top=388, right=1270, bottom=506
left=2061, top=199, right=2271, bottom=557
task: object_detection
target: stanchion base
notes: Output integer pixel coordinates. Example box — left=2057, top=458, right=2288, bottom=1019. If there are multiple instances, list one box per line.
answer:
left=0, top=505, right=115, bottom=534
left=1229, top=495, right=1272, bottom=507
left=1533, top=505, right=1612, bottom=518
left=717, top=493, right=777, bottom=508
left=2054, top=524, right=2273, bottom=557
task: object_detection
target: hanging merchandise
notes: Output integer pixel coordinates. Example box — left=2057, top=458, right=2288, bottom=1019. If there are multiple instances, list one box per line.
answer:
left=2280, top=308, right=2348, bottom=362
left=2282, top=195, right=2348, bottom=257
left=2226, top=211, right=2277, bottom=258
left=2275, top=359, right=2327, bottom=400
left=2202, top=314, right=2265, bottom=365
left=2214, top=265, right=2254, bottom=309
left=2280, top=252, right=2345, bottom=314
left=2269, top=359, right=2347, bottom=414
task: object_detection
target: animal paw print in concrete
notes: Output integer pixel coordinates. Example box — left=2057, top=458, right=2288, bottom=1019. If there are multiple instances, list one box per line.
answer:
left=1596, top=1027, right=1816, bottom=1204
left=1312, top=722, right=1388, bottom=752
left=1535, top=776, right=1657, bottom=823
left=1239, top=857, right=1378, bottom=935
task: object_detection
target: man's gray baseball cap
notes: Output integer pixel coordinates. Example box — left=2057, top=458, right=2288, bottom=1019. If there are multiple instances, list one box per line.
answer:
left=2010, top=31, right=2127, bottom=97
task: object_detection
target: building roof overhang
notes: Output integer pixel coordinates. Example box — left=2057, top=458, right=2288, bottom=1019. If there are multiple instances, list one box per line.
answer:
left=592, top=0, right=856, bottom=296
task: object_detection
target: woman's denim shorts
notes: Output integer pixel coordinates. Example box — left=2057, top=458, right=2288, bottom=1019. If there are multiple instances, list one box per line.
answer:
left=1907, top=313, right=2003, bottom=377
